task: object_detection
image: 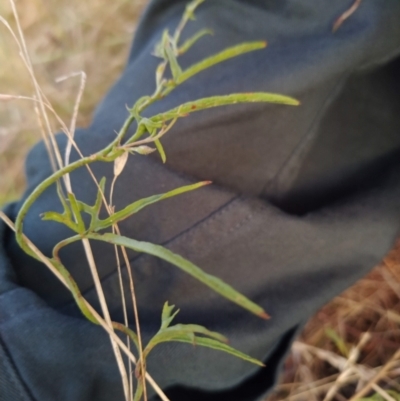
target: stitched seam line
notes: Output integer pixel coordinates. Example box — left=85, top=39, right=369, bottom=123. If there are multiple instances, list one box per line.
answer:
left=75, top=194, right=240, bottom=301
left=262, top=75, right=350, bottom=197
left=0, top=334, right=36, bottom=401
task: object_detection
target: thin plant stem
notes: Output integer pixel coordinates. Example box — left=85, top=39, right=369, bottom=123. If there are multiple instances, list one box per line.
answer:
left=112, top=241, right=134, bottom=399
left=82, top=238, right=130, bottom=401
left=8, top=0, right=64, bottom=175
left=348, top=348, right=400, bottom=401
left=117, top=235, right=148, bottom=401
left=57, top=71, right=87, bottom=192
left=110, top=158, right=148, bottom=400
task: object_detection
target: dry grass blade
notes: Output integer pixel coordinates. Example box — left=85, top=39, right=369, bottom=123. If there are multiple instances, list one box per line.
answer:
left=323, top=332, right=371, bottom=401
left=57, top=71, right=87, bottom=192
left=8, top=0, right=64, bottom=174
left=81, top=237, right=130, bottom=401
left=268, top=241, right=400, bottom=401
left=0, top=0, right=145, bottom=206
left=109, top=152, right=147, bottom=399
left=1, top=2, right=150, bottom=398
left=112, top=238, right=132, bottom=394
left=3, top=3, right=131, bottom=398
left=349, top=348, right=400, bottom=401
left=332, top=0, right=363, bottom=32
left=370, top=384, right=398, bottom=401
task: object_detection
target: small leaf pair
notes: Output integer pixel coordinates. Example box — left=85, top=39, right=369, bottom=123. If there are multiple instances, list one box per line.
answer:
left=137, top=302, right=264, bottom=376
left=42, top=178, right=107, bottom=233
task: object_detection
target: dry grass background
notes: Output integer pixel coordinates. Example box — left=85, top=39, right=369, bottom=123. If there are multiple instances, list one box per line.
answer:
left=0, top=0, right=146, bottom=204
left=0, top=1, right=399, bottom=400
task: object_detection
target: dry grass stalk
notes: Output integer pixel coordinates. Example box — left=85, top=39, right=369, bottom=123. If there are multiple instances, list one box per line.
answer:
left=4, top=1, right=132, bottom=397
left=1, top=1, right=151, bottom=399
left=268, top=242, right=400, bottom=401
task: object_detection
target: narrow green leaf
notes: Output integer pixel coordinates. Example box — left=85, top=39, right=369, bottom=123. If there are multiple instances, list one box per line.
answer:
left=96, top=181, right=210, bottom=230
left=153, top=29, right=170, bottom=59
left=112, top=321, right=140, bottom=352
left=56, top=181, right=72, bottom=220
left=176, top=42, right=267, bottom=85
left=152, top=92, right=299, bottom=125
left=143, top=330, right=194, bottom=357
left=158, top=304, right=227, bottom=343
left=172, top=0, right=205, bottom=44
left=178, top=29, right=213, bottom=54
left=181, top=336, right=265, bottom=366
left=86, top=232, right=270, bottom=320
left=52, top=258, right=98, bottom=324
left=155, top=61, right=167, bottom=87
left=150, top=330, right=195, bottom=348
left=383, top=391, right=400, bottom=401
left=387, top=391, right=400, bottom=401
left=132, top=381, right=143, bottom=401
left=41, top=211, right=79, bottom=232
left=183, top=0, right=205, bottom=21
left=165, top=42, right=182, bottom=81
left=130, top=96, right=152, bottom=117
left=140, top=117, right=163, bottom=135
left=359, top=394, right=397, bottom=401
left=67, top=192, right=86, bottom=233
left=76, top=201, right=93, bottom=216
left=150, top=333, right=264, bottom=367
left=73, top=178, right=106, bottom=230
left=161, top=302, right=180, bottom=329
left=325, top=327, right=349, bottom=357
left=41, top=211, right=65, bottom=223
left=93, top=177, right=106, bottom=217
left=154, top=139, right=167, bottom=163
left=164, top=324, right=228, bottom=343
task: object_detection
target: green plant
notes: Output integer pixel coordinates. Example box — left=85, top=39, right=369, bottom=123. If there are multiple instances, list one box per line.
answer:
left=360, top=391, right=400, bottom=401
left=7, top=0, right=299, bottom=400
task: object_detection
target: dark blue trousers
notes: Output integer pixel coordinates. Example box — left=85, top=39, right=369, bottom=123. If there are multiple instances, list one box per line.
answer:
left=1, top=1, right=400, bottom=400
